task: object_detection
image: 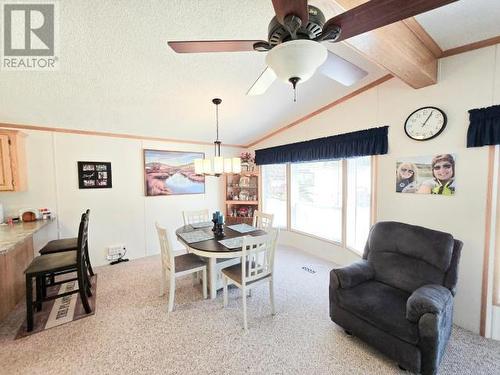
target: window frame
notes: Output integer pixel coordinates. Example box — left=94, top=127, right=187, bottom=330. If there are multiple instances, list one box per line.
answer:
left=260, top=156, right=376, bottom=255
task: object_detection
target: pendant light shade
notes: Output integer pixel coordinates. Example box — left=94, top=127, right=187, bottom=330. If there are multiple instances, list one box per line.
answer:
left=194, top=98, right=241, bottom=176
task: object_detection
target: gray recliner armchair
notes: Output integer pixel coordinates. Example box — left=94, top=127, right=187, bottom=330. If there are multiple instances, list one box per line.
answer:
left=329, top=221, right=462, bottom=375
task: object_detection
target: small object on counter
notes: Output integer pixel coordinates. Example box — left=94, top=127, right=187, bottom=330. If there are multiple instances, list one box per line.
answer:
left=21, top=211, right=37, bottom=222
left=39, top=208, right=52, bottom=220
left=18, top=208, right=41, bottom=222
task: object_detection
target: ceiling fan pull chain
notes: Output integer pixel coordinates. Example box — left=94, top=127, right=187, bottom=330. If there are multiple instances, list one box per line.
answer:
left=289, top=77, right=300, bottom=103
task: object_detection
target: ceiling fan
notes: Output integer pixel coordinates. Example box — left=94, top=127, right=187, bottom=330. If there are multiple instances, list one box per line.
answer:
left=168, top=0, right=457, bottom=100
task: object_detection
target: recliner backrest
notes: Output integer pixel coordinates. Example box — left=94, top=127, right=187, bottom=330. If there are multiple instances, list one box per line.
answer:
left=363, top=221, right=460, bottom=293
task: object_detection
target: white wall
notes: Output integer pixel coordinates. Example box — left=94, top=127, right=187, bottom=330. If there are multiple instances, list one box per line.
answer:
left=252, top=45, right=500, bottom=334
left=0, top=130, right=238, bottom=265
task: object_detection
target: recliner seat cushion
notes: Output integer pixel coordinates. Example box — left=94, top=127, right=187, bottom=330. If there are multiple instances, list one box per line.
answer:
left=336, top=280, right=419, bottom=345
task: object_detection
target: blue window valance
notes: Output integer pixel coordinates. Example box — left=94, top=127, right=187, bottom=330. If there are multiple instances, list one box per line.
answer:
left=255, top=126, right=388, bottom=166
left=467, top=104, right=500, bottom=147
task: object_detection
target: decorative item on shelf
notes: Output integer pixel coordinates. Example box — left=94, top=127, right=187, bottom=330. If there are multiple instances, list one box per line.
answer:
left=237, top=206, right=249, bottom=217
left=194, top=98, right=241, bottom=177
left=240, top=152, right=255, bottom=172
left=239, top=190, right=250, bottom=201
left=239, top=176, right=250, bottom=188
left=212, top=211, right=225, bottom=239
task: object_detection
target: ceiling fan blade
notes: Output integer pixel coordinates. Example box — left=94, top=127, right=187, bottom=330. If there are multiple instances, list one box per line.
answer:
left=167, top=40, right=267, bottom=53
left=271, top=0, right=309, bottom=25
left=247, top=67, right=277, bottom=96
left=319, top=51, right=368, bottom=86
left=322, top=0, right=458, bottom=42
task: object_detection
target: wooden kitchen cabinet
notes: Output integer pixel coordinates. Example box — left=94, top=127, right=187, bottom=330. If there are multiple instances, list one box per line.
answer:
left=0, top=130, right=27, bottom=191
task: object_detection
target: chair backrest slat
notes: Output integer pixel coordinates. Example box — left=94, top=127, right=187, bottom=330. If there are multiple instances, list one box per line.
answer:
left=76, top=211, right=89, bottom=268
left=155, top=223, right=174, bottom=271
left=183, top=209, right=210, bottom=225
left=252, top=211, right=274, bottom=231
left=241, top=230, right=278, bottom=285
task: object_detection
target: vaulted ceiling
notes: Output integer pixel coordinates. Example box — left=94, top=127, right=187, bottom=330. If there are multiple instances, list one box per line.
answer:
left=0, top=0, right=499, bottom=146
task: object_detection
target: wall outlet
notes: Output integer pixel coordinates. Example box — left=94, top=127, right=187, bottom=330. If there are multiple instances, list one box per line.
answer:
left=106, top=244, right=126, bottom=261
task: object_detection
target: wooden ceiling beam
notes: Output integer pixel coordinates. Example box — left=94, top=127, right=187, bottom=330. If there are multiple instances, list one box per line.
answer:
left=316, top=0, right=440, bottom=88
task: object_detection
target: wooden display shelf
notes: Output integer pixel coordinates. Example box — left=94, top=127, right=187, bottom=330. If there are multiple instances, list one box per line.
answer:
left=225, top=200, right=259, bottom=205
left=225, top=216, right=253, bottom=225
left=227, top=171, right=259, bottom=177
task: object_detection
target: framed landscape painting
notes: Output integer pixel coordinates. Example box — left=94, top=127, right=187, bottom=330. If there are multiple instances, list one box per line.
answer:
left=143, top=149, right=205, bottom=196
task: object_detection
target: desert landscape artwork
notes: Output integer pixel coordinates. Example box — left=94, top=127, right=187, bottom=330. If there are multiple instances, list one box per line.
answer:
left=144, top=150, right=205, bottom=196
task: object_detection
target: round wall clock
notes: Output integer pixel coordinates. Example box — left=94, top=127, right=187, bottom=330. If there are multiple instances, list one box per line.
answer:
left=404, top=106, right=447, bottom=141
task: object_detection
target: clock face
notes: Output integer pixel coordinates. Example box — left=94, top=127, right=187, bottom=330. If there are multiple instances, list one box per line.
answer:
left=404, top=107, right=447, bottom=141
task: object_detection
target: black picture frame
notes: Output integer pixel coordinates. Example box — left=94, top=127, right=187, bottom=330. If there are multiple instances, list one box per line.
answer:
left=78, top=161, right=112, bottom=189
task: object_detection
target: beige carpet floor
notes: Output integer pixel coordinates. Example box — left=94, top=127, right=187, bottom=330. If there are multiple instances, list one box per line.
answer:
left=0, top=246, right=499, bottom=375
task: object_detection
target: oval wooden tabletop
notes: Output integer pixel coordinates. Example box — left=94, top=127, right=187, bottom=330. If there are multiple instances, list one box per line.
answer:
left=175, top=224, right=267, bottom=254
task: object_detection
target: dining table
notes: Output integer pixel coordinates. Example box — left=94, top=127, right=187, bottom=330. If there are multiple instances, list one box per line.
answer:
left=175, top=223, right=266, bottom=299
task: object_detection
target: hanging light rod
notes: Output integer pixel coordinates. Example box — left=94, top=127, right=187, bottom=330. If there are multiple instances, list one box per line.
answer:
left=194, top=98, right=241, bottom=177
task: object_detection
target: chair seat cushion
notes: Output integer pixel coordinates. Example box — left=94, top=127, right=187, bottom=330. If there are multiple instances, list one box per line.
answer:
left=39, top=238, right=78, bottom=254
left=221, top=262, right=269, bottom=285
left=175, top=253, right=206, bottom=273
left=336, top=280, right=419, bottom=345
left=25, top=251, right=77, bottom=275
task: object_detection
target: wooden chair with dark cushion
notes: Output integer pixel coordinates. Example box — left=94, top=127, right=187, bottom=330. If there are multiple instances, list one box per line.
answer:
left=222, top=230, right=278, bottom=330
left=24, top=212, right=93, bottom=331
left=39, top=209, right=94, bottom=277
left=156, top=222, right=207, bottom=312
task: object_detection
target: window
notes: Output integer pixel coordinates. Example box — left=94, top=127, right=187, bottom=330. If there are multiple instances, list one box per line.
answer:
left=261, top=164, right=287, bottom=228
left=290, top=161, right=343, bottom=242
left=259, top=156, right=372, bottom=253
left=346, top=156, right=372, bottom=253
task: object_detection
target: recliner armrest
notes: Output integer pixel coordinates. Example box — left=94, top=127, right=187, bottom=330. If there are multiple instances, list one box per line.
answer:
left=406, top=285, right=452, bottom=323
left=330, top=260, right=374, bottom=289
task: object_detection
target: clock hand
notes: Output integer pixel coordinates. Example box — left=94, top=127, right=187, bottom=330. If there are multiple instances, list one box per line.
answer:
left=421, top=111, right=434, bottom=127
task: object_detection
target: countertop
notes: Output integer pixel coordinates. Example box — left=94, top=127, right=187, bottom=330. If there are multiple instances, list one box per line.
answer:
left=0, top=220, right=53, bottom=255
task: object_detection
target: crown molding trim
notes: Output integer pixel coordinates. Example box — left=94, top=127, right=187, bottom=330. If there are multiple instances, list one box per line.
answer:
left=442, top=35, right=500, bottom=58
left=0, top=122, right=245, bottom=149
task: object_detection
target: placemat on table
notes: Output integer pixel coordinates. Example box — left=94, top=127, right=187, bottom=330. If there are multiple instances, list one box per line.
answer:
left=190, top=221, right=213, bottom=229
left=178, top=229, right=214, bottom=244
left=218, top=237, right=244, bottom=249
left=227, top=223, right=258, bottom=233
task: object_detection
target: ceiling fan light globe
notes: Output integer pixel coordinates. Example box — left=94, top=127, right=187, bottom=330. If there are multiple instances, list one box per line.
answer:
left=265, top=40, right=327, bottom=84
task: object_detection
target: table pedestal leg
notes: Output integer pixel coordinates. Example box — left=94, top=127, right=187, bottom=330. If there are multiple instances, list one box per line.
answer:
left=208, top=257, right=217, bottom=300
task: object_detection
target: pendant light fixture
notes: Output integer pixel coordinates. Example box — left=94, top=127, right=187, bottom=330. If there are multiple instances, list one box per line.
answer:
left=194, top=98, right=241, bottom=177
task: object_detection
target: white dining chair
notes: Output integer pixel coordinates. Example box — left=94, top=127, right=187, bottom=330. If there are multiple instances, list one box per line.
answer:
left=183, top=209, right=210, bottom=226
left=222, top=230, right=278, bottom=330
left=252, top=210, right=274, bottom=231
left=155, top=222, right=207, bottom=312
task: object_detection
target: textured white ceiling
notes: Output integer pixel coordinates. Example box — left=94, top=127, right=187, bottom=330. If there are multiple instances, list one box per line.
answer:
left=416, top=0, right=500, bottom=50
left=0, top=0, right=498, bottom=146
